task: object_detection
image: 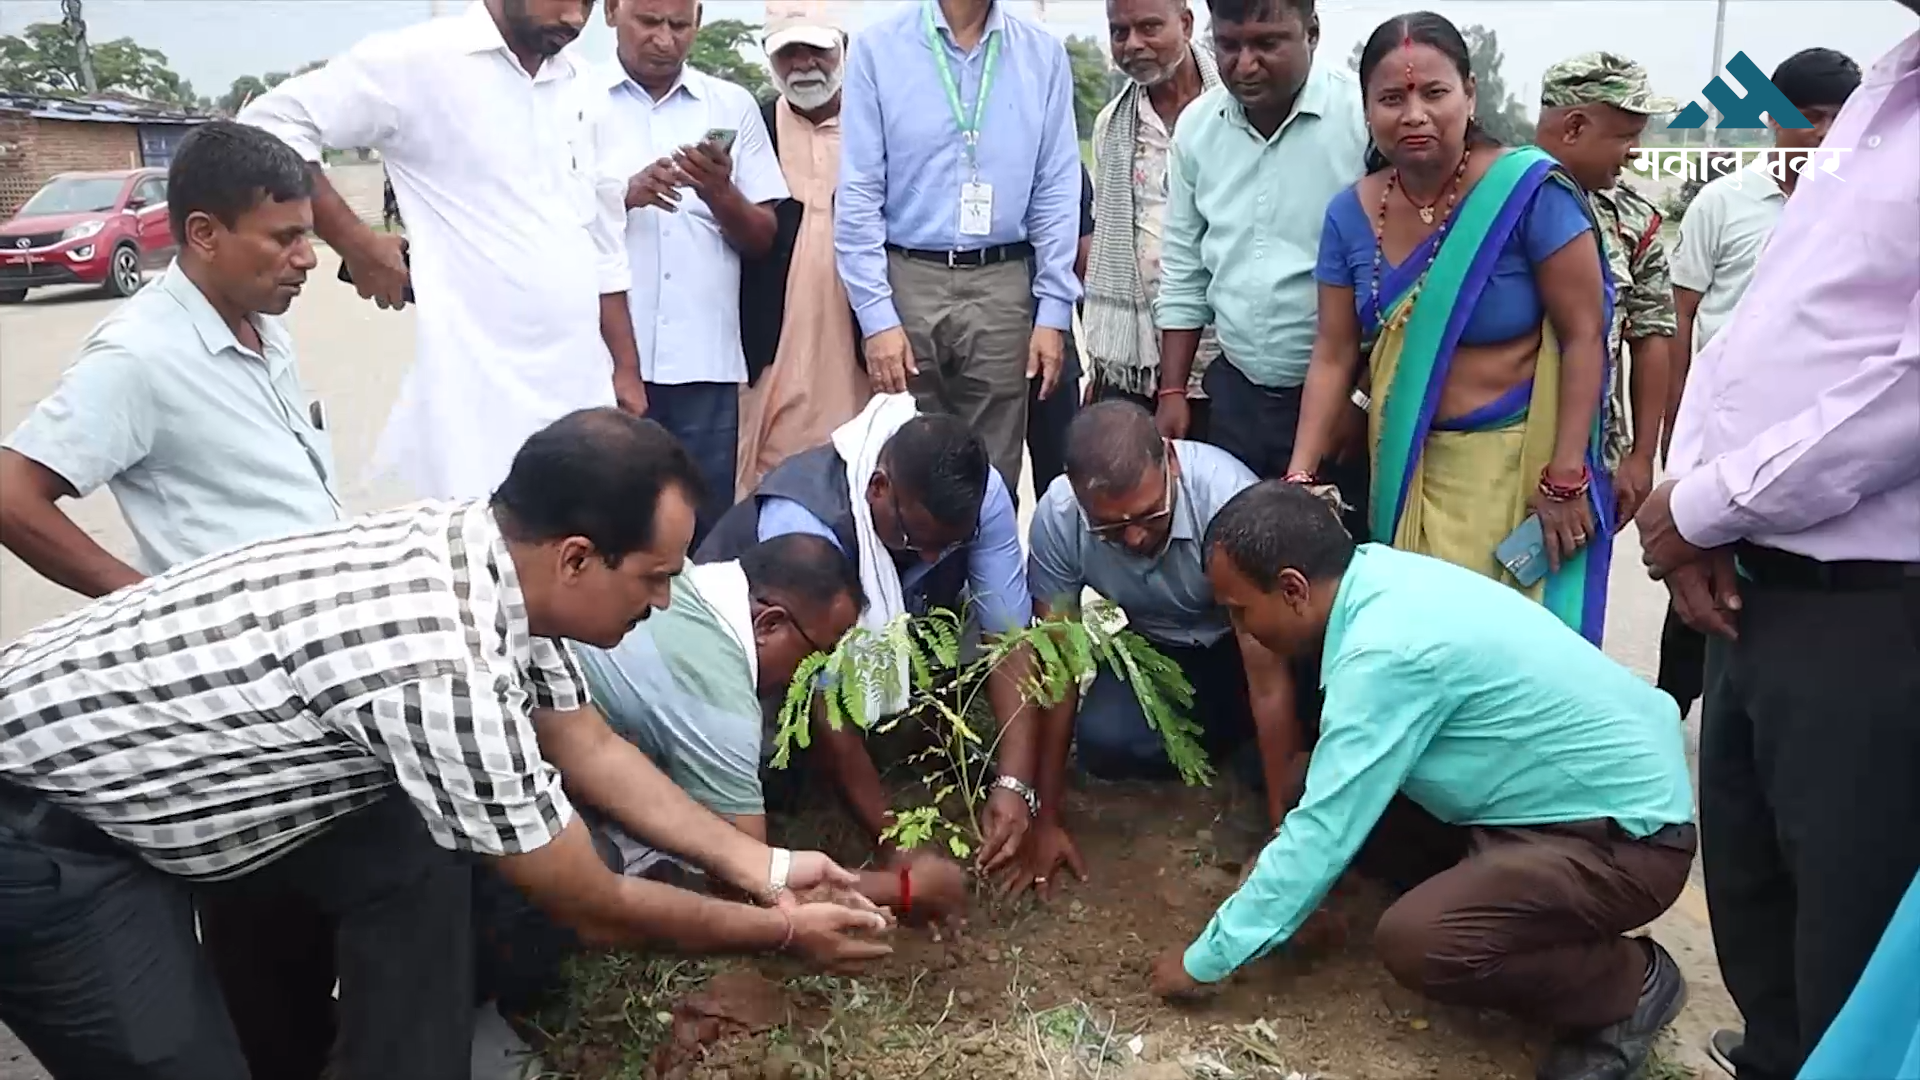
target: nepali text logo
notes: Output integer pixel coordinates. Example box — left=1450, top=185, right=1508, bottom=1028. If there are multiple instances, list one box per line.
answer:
left=1669, top=52, right=1812, bottom=130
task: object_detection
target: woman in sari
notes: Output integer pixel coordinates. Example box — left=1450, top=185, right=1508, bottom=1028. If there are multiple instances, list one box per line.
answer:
left=1285, top=12, right=1614, bottom=643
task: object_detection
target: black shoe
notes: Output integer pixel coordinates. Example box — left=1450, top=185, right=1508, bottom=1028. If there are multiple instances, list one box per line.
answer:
left=1705, top=1029, right=1740, bottom=1077
left=1535, top=939, right=1688, bottom=1080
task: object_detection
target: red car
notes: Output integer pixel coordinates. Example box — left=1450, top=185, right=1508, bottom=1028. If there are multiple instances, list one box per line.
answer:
left=0, top=168, right=175, bottom=303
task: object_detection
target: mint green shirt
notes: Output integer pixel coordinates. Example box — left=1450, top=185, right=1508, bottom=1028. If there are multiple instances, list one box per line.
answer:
left=1183, top=546, right=1693, bottom=983
left=1153, top=62, right=1368, bottom=388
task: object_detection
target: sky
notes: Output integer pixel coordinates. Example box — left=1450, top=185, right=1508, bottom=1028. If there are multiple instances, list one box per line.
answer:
left=2, top=0, right=1915, bottom=111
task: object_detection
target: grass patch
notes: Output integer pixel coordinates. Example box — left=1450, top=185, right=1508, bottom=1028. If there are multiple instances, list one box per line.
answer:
left=527, top=953, right=718, bottom=1079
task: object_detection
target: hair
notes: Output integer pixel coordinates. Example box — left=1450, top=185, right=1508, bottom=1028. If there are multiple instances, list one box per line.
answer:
left=1356, top=11, right=1500, bottom=173
left=492, top=408, right=705, bottom=562
left=1771, top=48, right=1862, bottom=111
left=1203, top=480, right=1355, bottom=588
left=1204, top=0, right=1312, bottom=25
left=1063, top=400, right=1167, bottom=496
left=167, top=120, right=313, bottom=246
left=740, top=533, right=867, bottom=616
left=880, top=414, right=990, bottom=530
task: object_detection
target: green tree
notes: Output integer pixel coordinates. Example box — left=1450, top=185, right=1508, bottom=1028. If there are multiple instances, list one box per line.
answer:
left=1064, top=34, right=1110, bottom=140
left=217, top=74, right=270, bottom=115
left=687, top=18, right=770, bottom=101
left=1461, top=25, right=1535, bottom=146
left=1346, top=26, right=1534, bottom=145
left=0, top=22, right=198, bottom=107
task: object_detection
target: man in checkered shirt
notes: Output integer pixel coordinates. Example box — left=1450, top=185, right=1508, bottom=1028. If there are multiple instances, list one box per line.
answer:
left=0, top=409, right=891, bottom=1080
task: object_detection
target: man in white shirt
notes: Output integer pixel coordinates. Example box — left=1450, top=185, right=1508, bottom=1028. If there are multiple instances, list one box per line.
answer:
left=601, top=0, right=787, bottom=539
left=240, top=0, right=646, bottom=500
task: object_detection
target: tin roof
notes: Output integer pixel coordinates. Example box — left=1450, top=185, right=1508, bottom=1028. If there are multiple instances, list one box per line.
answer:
left=0, top=92, right=210, bottom=126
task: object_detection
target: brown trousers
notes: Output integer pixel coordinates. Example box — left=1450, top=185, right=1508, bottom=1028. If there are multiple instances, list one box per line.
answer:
left=1359, top=799, right=1696, bottom=1032
left=886, top=250, right=1036, bottom=494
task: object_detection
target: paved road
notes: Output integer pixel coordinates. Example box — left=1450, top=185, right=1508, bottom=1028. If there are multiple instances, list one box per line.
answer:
left=0, top=260, right=1736, bottom=1076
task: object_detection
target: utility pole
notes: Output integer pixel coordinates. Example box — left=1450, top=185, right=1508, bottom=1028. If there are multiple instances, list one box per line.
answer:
left=61, top=0, right=97, bottom=96
left=1705, top=0, right=1729, bottom=148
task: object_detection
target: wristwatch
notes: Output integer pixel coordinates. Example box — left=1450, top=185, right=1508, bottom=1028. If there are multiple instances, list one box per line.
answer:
left=991, top=775, right=1040, bottom=818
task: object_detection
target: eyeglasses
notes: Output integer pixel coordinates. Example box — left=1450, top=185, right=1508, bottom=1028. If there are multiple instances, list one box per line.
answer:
left=1088, top=457, right=1176, bottom=540
left=754, top=594, right=830, bottom=657
left=883, top=471, right=969, bottom=563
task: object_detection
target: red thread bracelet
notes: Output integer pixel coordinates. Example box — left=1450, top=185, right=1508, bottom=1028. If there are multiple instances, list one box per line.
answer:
left=1155, top=387, right=1186, bottom=398
left=899, top=865, right=913, bottom=919
left=777, top=908, right=794, bottom=951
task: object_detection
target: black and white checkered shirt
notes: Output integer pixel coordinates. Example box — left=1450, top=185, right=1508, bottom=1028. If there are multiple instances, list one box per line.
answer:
left=0, top=500, right=584, bottom=880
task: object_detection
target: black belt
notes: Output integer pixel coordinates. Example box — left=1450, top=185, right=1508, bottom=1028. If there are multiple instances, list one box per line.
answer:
left=887, top=240, right=1033, bottom=268
left=1735, top=542, right=1920, bottom=593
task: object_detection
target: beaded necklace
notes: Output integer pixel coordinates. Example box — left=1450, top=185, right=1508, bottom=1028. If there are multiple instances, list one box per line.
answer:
left=1368, top=146, right=1472, bottom=331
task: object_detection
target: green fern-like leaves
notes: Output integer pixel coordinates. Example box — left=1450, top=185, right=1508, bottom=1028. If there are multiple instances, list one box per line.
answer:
left=770, top=601, right=1213, bottom=854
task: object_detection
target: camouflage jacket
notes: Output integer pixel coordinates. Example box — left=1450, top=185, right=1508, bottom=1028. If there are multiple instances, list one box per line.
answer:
left=1588, top=182, right=1675, bottom=469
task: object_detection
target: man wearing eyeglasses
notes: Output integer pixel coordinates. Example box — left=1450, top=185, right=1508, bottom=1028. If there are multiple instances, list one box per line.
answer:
left=469, top=533, right=965, bottom=1004
left=1014, top=400, right=1306, bottom=896
left=697, top=396, right=1039, bottom=876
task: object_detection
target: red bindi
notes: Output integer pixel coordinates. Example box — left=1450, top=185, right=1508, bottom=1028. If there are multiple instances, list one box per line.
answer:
left=1400, top=36, right=1416, bottom=90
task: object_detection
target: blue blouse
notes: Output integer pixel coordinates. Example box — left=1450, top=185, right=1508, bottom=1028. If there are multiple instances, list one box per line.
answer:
left=1314, top=177, right=1593, bottom=346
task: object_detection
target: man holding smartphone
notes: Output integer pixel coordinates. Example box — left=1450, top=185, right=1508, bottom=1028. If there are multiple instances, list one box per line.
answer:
left=598, top=0, right=788, bottom=543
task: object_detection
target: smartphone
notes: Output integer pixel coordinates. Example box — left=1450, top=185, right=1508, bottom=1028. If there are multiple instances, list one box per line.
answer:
left=1495, top=514, right=1549, bottom=588
left=702, top=127, right=738, bottom=152
left=336, top=237, right=415, bottom=304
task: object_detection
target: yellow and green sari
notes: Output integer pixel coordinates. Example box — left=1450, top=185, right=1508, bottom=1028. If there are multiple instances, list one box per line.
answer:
left=1366, top=146, right=1614, bottom=644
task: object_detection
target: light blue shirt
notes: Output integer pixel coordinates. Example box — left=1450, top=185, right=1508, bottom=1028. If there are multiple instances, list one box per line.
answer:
left=3, top=262, right=342, bottom=574
left=835, top=0, right=1083, bottom=335
left=1027, top=441, right=1257, bottom=647
left=1155, top=63, right=1369, bottom=387
left=1183, top=545, right=1694, bottom=983
left=755, top=467, right=1030, bottom=635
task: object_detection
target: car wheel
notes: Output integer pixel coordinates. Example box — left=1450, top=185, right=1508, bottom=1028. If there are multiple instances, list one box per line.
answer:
left=105, top=244, right=143, bottom=298
left=0, top=289, right=24, bottom=305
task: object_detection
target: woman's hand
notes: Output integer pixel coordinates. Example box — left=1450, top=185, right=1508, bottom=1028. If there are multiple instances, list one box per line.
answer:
left=1528, top=479, right=1596, bottom=572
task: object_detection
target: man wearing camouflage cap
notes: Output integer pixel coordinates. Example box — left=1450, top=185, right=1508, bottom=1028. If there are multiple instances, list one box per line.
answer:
left=1536, top=52, right=1679, bottom=531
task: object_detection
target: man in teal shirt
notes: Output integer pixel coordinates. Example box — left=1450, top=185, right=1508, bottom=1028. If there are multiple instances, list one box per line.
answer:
left=1153, top=481, right=1696, bottom=1080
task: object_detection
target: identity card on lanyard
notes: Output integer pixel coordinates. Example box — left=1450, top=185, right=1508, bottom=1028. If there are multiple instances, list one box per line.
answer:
left=924, top=1, right=1001, bottom=236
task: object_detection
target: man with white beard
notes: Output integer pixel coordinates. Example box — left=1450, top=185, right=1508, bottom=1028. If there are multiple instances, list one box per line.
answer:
left=736, top=8, right=869, bottom=496
left=1081, top=0, right=1221, bottom=435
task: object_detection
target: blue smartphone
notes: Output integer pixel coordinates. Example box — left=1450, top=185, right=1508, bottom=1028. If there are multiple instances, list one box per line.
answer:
left=1495, top=515, right=1549, bottom=588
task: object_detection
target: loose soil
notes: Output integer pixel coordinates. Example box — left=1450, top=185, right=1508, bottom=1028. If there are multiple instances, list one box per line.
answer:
left=536, top=775, right=1561, bottom=1080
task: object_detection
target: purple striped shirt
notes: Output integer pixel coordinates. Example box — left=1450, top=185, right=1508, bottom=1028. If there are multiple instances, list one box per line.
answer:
left=1667, top=33, right=1920, bottom=562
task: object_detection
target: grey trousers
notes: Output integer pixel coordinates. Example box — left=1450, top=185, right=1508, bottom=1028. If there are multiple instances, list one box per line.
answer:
left=887, top=250, right=1036, bottom=493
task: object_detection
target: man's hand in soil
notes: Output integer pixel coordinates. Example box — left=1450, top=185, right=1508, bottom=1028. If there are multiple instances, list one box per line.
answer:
left=998, top=818, right=1087, bottom=900
left=975, top=787, right=1033, bottom=876
left=767, top=851, right=872, bottom=911
left=901, top=853, right=969, bottom=926
left=786, top=902, right=894, bottom=969
left=1149, top=948, right=1208, bottom=1001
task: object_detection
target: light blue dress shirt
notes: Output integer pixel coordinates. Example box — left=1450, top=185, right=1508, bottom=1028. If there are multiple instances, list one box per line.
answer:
left=1183, top=545, right=1694, bottom=983
left=835, top=0, right=1083, bottom=335
left=1155, top=63, right=1369, bottom=387
left=3, top=263, right=342, bottom=574
left=755, top=467, right=1030, bottom=635
left=1027, top=441, right=1257, bottom=647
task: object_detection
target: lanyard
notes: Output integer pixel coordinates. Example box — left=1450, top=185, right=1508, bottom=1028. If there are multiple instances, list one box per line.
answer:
left=922, top=1, right=1001, bottom=175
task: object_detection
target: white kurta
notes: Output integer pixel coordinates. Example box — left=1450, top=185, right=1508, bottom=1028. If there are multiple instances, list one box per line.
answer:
left=241, top=3, right=630, bottom=499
